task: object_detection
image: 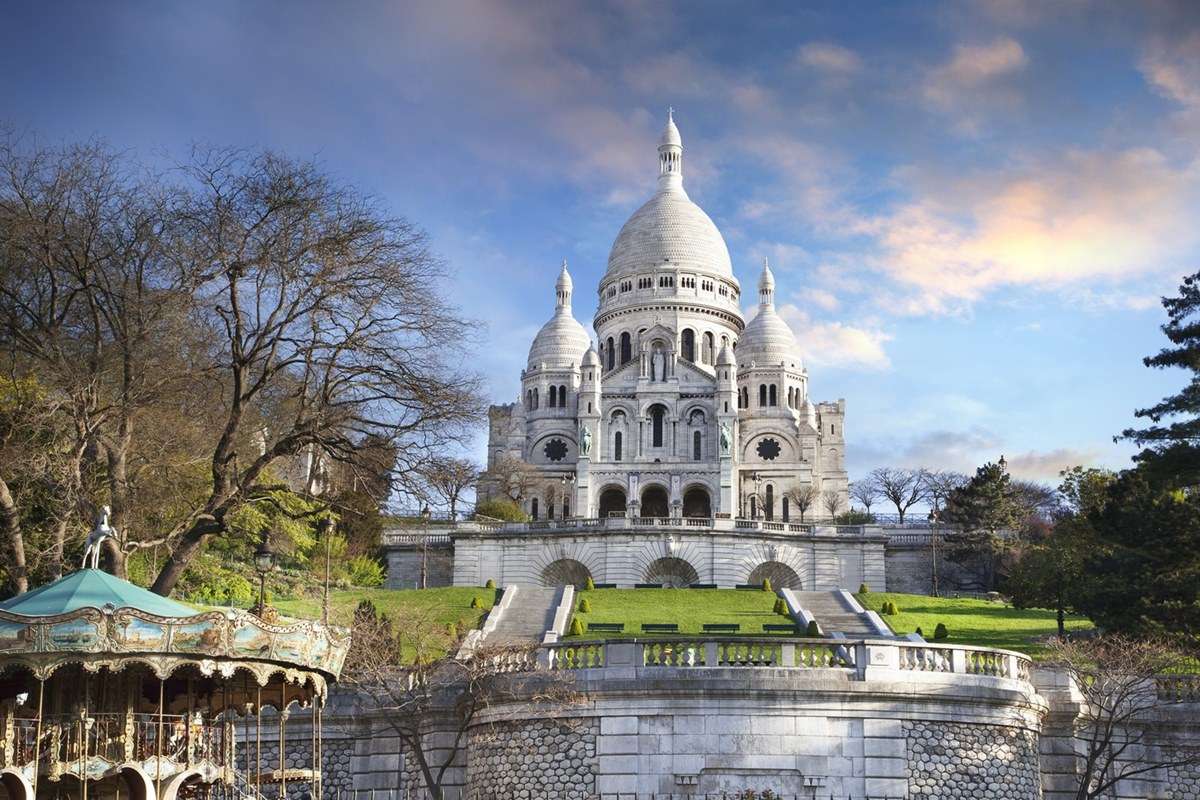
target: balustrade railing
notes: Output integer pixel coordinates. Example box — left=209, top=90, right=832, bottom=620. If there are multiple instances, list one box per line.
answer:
left=537, top=637, right=1033, bottom=686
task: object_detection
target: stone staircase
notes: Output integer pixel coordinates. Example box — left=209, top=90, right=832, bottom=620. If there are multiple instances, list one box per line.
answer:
left=482, top=586, right=563, bottom=644
left=791, top=590, right=887, bottom=637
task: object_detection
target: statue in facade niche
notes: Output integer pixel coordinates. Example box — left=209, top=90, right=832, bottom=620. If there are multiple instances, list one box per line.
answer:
left=719, top=422, right=731, bottom=455
left=651, top=349, right=664, bottom=381
left=579, top=425, right=592, bottom=456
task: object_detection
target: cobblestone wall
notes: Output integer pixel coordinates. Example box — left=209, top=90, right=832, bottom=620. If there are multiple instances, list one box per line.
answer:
left=239, top=736, right=354, bottom=799
left=904, top=720, right=1040, bottom=799
left=462, top=717, right=598, bottom=800
left=1166, top=760, right=1200, bottom=798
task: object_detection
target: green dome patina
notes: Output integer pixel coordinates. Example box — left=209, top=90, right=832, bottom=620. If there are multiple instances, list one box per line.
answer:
left=0, top=568, right=195, bottom=618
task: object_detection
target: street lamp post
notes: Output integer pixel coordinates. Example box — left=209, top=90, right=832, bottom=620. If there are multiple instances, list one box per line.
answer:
left=318, top=518, right=334, bottom=626
left=419, top=505, right=432, bottom=589
left=253, top=530, right=275, bottom=614
left=928, top=508, right=941, bottom=598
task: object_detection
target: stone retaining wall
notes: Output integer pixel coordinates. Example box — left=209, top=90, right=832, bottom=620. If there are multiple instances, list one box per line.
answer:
left=463, top=717, right=598, bottom=799
left=904, top=720, right=1040, bottom=799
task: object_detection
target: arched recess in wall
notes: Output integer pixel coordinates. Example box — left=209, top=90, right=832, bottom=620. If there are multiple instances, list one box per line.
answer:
left=541, top=559, right=593, bottom=588
left=598, top=487, right=626, bottom=518
left=640, top=485, right=669, bottom=518
left=644, top=557, right=699, bottom=588
left=620, top=332, right=632, bottom=364
left=681, top=328, right=695, bottom=362
left=748, top=561, right=802, bottom=590
left=682, top=486, right=711, bottom=518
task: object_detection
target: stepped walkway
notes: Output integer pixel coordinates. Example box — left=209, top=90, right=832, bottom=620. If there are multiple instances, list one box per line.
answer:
left=482, top=585, right=562, bottom=645
left=791, top=590, right=888, bottom=637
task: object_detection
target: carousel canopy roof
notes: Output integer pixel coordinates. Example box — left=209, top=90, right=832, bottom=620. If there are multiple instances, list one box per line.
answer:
left=0, top=568, right=195, bottom=618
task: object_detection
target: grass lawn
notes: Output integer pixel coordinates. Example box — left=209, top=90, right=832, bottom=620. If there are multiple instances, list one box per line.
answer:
left=565, top=588, right=792, bottom=639
left=274, top=586, right=498, bottom=632
left=858, top=592, right=1093, bottom=659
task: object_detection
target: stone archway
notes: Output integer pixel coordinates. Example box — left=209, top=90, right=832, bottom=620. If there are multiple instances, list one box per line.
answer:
left=682, top=486, right=711, bottom=518
left=748, top=561, right=802, bottom=590
left=598, top=487, right=626, bottom=518
left=541, top=559, right=593, bottom=588
left=644, top=557, right=699, bottom=587
left=641, top=486, right=669, bottom=518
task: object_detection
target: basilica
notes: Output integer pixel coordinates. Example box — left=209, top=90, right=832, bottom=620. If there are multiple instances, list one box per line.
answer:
left=480, top=112, right=848, bottom=522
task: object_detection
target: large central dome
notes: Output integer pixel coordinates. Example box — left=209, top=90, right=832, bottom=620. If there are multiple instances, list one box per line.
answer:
left=605, top=112, right=733, bottom=279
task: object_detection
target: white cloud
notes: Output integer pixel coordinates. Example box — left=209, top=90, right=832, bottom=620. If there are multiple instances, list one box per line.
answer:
left=1005, top=448, right=1103, bottom=481
left=922, top=37, right=1028, bottom=134
left=775, top=304, right=893, bottom=370
left=871, top=147, right=1200, bottom=312
left=1140, top=32, right=1200, bottom=110
left=796, top=42, right=863, bottom=74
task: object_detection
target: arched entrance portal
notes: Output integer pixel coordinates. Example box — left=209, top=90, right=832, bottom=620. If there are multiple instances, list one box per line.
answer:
left=682, top=487, right=711, bottom=518
left=598, top=487, right=626, bottom=518
left=541, top=559, right=593, bottom=588
left=644, top=557, right=699, bottom=587
left=748, top=561, right=803, bottom=590
left=640, top=486, right=669, bottom=518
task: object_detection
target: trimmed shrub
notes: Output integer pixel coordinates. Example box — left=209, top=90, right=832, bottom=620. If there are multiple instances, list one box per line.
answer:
left=579, top=598, right=592, bottom=613
left=805, top=620, right=821, bottom=637
left=915, top=626, right=924, bottom=637
left=858, top=583, right=870, bottom=595
left=584, top=576, right=596, bottom=591
left=569, top=617, right=584, bottom=636
left=445, top=622, right=458, bottom=639
left=761, top=578, right=773, bottom=592
left=934, top=622, right=949, bottom=640
left=473, top=498, right=529, bottom=522
left=470, top=596, right=482, bottom=609
left=772, top=598, right=787, bottom=615
left=881, top=601, right=900, bottom=616
left=484, top=578, right=496, bottom=589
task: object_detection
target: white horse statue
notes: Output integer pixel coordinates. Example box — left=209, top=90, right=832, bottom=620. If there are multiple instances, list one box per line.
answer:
left=82, top=506, right=115, bottom=570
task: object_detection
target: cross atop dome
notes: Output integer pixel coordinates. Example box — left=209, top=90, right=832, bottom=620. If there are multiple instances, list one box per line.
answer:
left=658, top=108, right=683, bottom=192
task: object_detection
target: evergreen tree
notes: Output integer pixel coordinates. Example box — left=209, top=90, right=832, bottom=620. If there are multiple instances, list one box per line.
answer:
left=942, top=458, right=1025, bottom=589
left=1121, top=270, right=1200, bottom=488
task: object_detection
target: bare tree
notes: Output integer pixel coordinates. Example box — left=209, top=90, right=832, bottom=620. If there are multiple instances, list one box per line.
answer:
left=786, top=484, right=820, bottom=524
left=821, top=489, right=841, bottom=519
left=849, top=479, right=881, bottom=515
left=921, top=470, right=968, bottom=516
left=1048, top=635, right=1200, bottom=800
left=487, top=452, right=538, bottom=504
left=871, top=467, right=927, bottom=523
left=340, top=601, right=578, bottom=798
left=146, top=148, right=482, bottom=594
left=418, top=456, right=479, bottom=520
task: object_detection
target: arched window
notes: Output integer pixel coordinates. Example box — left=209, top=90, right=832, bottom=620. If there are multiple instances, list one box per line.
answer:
left=769, top=385, right=777, bottom=407
left=614, top=431, right=623, bottom=462
left=765, top=484, right=775, bottom=520
left=526, top=389, right=532, bottom=410
left=693, top=430, right=702, bottom=461
left=606, top=337, right=615, bottom=370
left=651, top=405, right=665, bottom=447
left=548, top=501, right=555, bottom=520
left=548, top=385, right=557, bottom=408
left=787, top=387, right=793, bottom=407
left=759, top=384, right=767, bottom=407
left=783, top=497, right=790, bottom=522
left=703, top=332, right=714, bottom=364
left=749, top=495, right=757, bottom=519
left=531, top=498, right=539, bottom=520
left=620, top=332, right=632, bottom=364
left=563, top=498, right=570, bottom=519
left=533, top=388, right=539, bottom=409
left=559, top=384, right=568, bottom=408
left=681, top=328, right=695, bottom=362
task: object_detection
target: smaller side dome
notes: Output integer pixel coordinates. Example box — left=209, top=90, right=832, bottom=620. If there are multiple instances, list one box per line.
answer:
left=528, top=260, right=591, bottom=370
left=582, top=345, right=601, bottom=367
left=737, top=258, right=801, bottom=369
left=716, top=340, right=737, bottom=366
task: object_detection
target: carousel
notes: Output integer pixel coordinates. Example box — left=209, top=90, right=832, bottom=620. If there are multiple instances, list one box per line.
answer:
left=0, top=554, right=349, bottom=800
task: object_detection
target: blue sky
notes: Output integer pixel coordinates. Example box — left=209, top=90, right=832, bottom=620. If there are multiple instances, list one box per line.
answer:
left=3, top=0, right=1198, bottom=483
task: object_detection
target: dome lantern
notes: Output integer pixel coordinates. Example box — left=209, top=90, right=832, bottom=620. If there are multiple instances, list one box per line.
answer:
left=658, top=108, right=683, bottom=193
left=758, top=257, right=776, bottom=308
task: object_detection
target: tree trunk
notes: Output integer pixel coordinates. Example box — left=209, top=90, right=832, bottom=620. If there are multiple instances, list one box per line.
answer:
left=150, top=516, right=219, bottom=596
left=0, top=477, right=28, bottom=594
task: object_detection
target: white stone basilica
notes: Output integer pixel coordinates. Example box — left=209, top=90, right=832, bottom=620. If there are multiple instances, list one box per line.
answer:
left=481, top=112, right=848, bottom=523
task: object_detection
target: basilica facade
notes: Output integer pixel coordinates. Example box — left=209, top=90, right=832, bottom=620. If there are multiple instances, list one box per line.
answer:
left=481, top=112, right=848, bottom=522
